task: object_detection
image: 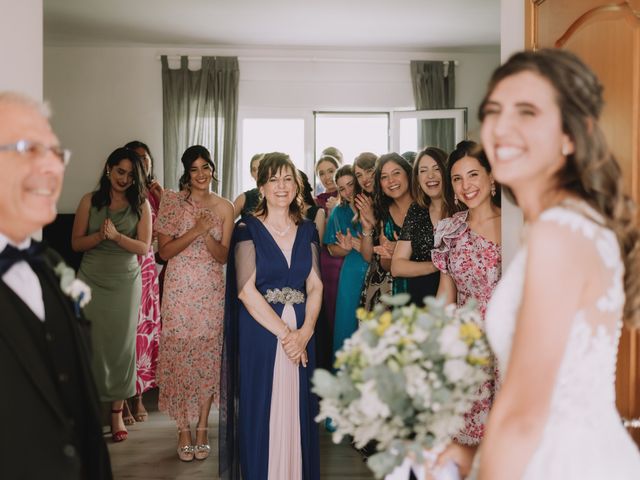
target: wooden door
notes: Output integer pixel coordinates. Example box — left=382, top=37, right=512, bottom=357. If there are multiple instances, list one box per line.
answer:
left=526, top=0, right=640, bottom=443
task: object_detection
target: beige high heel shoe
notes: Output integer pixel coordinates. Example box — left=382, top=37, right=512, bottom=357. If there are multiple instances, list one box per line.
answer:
left=177, top=429, right=194, bottom=462
left=194, top=427, right=211, bottom=461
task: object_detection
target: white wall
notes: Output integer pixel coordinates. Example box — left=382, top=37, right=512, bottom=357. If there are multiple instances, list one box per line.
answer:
left=0, top=0, right=42, bottom=98
left=44, top=45, right=499, bottom=213
left=499, top=0, right=525, bottom=267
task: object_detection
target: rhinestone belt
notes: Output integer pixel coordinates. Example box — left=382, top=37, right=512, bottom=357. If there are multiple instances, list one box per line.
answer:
left=264, top=287, right=305, bottom=305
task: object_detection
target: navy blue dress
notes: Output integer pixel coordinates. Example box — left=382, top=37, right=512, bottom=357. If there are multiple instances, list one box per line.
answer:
left=220, top=216, right=320, bottom=480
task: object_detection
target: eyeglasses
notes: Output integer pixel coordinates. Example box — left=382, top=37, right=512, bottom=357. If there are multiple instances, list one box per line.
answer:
left=0, top=139, right=71, bottom=166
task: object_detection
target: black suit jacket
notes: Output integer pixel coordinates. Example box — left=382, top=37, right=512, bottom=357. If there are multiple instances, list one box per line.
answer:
left=0, top=248, right=112, bottom=480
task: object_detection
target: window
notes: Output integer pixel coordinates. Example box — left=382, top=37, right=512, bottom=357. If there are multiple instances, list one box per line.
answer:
left=392, top=108, right=467, bottom=154
left=239, top=117, right=306, bottom=193
left=314, top=112, right=389, bottom=165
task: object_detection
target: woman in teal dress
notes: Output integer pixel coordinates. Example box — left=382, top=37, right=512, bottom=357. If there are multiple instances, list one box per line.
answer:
left=72, top=147, right=152, bottom=442
left=323, top=165, right=369, bottom=358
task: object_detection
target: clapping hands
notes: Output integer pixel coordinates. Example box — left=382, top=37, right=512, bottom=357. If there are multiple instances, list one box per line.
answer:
left=325, top=195, right=339, bottom=212
left=373, top=232, right=398, bottom=259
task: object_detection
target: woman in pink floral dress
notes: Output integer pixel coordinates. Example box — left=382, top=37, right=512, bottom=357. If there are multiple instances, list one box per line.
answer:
left=431, top=141, right=501, bottom=478
left=155, top=145, right=234, bottom=462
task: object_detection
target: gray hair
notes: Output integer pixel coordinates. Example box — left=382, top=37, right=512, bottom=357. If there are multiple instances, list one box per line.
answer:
left=0, top=91, right=50, bottom=118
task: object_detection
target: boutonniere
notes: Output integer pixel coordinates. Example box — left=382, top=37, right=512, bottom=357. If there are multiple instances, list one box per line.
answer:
left=53, top=262, right=92, bottom=316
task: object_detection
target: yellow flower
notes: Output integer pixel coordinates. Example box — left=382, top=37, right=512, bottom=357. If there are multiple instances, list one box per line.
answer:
left=468, top=355, right=490, bottom=366
left=460, top=322, right=482, bottom=345
left=356, top=307, right=367, bottom=321
left=375, top=311, right=393, bottom=335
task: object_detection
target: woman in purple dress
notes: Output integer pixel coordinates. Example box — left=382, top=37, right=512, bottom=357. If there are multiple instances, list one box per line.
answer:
left=313, top=154, right=341, bottom=370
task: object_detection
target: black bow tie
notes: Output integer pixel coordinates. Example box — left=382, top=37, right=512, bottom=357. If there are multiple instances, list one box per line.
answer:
left=0, top=241, right=45, bottom=276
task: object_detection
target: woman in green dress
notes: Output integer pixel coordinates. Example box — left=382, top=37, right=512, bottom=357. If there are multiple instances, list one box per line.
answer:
left=72, top=147, right=152, bottom=442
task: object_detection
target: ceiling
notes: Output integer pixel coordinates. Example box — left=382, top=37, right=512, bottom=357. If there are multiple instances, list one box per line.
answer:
left=44, top=0, right=500, bottom=51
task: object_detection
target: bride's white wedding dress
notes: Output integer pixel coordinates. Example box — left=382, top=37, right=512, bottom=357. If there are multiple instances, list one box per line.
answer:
left=484, top=202, right=640, bottom=479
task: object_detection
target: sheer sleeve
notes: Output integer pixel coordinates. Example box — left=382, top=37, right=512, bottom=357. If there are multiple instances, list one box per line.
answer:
left=311, top=227, right=321, bottom=280
left=235, top=236, right=256, bottom=294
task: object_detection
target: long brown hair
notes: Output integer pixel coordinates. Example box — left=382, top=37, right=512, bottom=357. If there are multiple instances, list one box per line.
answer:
left=480, top=48, right=639, bottom=327
left=253, top=152, right=304, bottom=224
left=413, top=146, right=455, bottom=218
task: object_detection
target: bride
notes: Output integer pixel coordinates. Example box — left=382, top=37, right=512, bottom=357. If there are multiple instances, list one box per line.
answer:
left=475, top=49, right=640, bottom=479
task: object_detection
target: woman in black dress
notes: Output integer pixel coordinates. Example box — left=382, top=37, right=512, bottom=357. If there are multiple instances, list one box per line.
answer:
left=391, top=147, right=456, bottom=306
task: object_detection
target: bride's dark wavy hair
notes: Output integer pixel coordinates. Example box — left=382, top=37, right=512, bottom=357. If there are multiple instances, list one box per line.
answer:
left=480, top=48, right=640, bottom=327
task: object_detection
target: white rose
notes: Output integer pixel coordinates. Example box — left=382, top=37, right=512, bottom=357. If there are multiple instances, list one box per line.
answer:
left=438, top=325, right=468, bottom=357
left=443, top=359, right=473, bottom=383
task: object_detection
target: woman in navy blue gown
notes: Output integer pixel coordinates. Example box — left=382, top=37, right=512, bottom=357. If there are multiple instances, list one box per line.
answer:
left=220, top=152, right=322, bottom=480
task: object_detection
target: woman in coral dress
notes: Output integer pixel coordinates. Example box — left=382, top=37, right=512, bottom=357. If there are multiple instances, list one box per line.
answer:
left=155, top=145, right=234, bottom=462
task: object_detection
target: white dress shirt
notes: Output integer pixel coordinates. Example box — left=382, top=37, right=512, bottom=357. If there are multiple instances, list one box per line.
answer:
left=0, top=233, right=45, bottom=321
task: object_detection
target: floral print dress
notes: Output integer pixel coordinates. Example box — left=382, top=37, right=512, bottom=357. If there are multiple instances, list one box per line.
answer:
left=154, top=190, right=225, bottom=428
left=432, top=209, right=501, bottom=444
left=134, top=192, right=161, bottom=394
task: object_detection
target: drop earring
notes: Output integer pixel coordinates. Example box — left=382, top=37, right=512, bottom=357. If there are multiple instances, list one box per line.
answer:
left=106, top=169, right=110, bottom=178
left=561, top=144, right=570, bottom=156
left=454, top=195, right=459, bottom=206
left=491, top=182, right=496, bottom=197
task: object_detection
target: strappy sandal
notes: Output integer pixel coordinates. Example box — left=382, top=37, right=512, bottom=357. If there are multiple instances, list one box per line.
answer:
left=122, top=400, right=136, bottom=426
left=177, top=429, right=194, bottom=462
left=110, top=409, right=128, bottom=442
left=194, top=427, right=211, bottom=461
left=132, top=396, right=148, bottom=422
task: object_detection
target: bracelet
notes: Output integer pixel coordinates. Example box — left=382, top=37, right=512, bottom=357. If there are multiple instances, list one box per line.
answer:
left=361, top=230, right=373, bottom=237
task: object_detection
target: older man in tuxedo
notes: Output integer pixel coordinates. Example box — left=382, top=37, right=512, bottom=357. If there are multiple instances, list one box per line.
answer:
left=0, top=92, right=112, bottom=479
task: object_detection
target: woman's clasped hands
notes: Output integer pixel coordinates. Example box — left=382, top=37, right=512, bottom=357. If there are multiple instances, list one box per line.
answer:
left=193, top=209, right=215, bottom=236
left=281, top=328, right=312, bottom=368
left=101, top=218, right=121, bottom=242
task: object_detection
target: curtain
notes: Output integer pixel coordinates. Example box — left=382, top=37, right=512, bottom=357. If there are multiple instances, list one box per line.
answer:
left=161, top=55, right=239, bottom=196
left=410, top=61, right=456, bottom=153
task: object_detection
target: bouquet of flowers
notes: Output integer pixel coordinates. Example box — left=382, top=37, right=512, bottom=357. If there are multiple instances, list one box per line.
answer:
left=312, top=294, right=491, bottom=479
